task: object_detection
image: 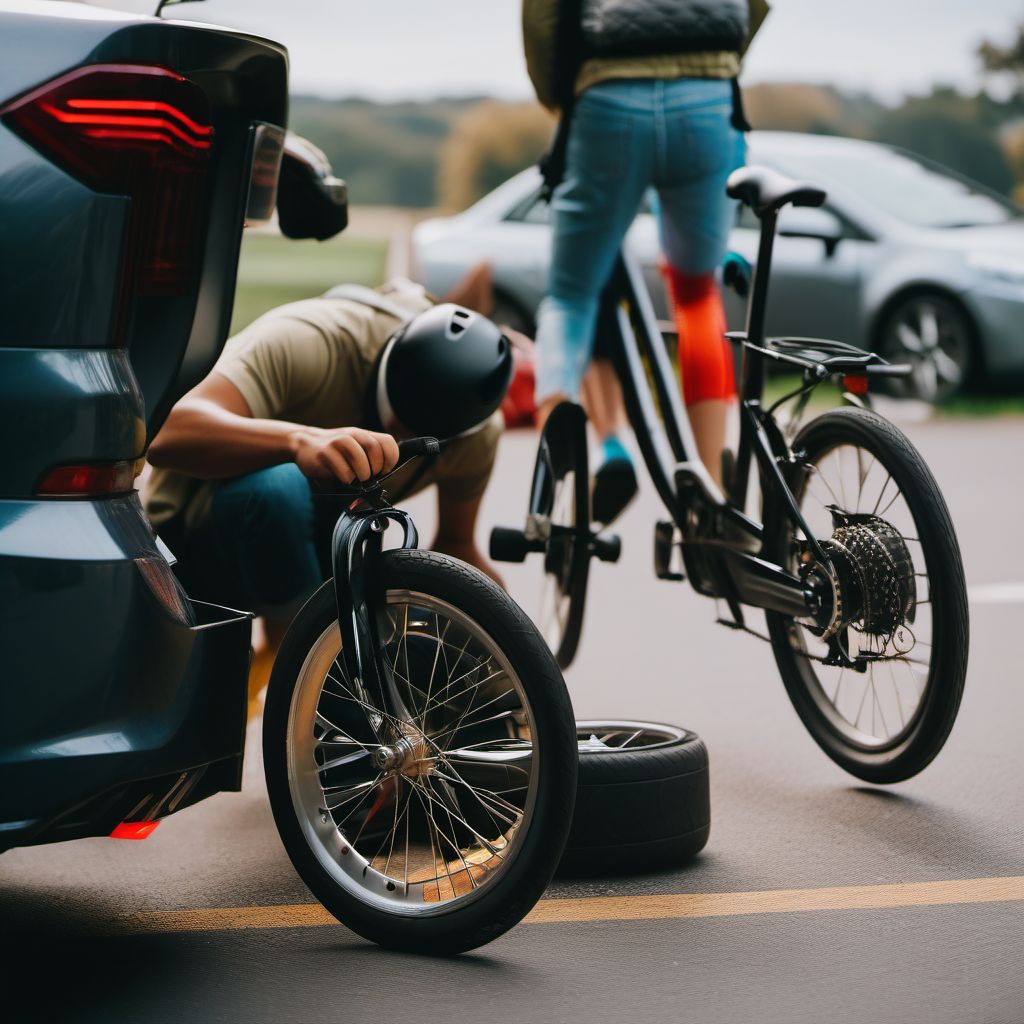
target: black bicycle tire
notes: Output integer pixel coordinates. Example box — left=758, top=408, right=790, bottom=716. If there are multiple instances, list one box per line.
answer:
left=263, top=549, right=578, bottom=954
left=764, top=406, right=968, bottom=784
left=559, top=722, right=710, bottom=875
left=531, top=402, right=591, bottom=669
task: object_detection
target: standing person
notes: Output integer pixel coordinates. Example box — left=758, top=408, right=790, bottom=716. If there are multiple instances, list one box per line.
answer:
left=523, top=0, right=770, bottom=518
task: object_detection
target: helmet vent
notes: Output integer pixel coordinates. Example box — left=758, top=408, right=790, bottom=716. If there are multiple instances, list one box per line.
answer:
left=446, top=306, right=474, bottom=340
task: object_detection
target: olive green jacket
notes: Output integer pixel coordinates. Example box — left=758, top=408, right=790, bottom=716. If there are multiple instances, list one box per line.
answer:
left=523, top=0, right=770, bottom=111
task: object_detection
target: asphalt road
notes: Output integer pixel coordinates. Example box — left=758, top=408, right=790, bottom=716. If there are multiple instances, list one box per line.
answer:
left=3, top=410, right=1024, bottom=1024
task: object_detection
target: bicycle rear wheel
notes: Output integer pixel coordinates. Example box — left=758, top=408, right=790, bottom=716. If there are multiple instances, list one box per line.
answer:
left=764, top=407, right=968, bottom=783
left=264, top=549, right=577, bottom=953
left=531, top=401, right=591, bottom=669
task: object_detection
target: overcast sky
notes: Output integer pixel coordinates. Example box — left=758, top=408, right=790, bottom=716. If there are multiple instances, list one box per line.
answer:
left=117, top=0, right=1024, bottom=102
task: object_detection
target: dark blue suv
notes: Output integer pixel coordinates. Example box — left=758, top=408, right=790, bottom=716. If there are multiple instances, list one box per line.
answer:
left=0, top=0, right=288, bottom=850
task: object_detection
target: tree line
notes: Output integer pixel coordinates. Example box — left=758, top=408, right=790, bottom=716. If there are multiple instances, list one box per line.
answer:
left=288, top=22, right=1024, bottom=211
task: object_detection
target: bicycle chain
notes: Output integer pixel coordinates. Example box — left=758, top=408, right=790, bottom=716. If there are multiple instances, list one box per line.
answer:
left=716, top=514, right=916, bottom=663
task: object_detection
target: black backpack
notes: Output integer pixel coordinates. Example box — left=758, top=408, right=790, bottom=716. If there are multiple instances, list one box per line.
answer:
left=539, top=0, right=751, bottom=199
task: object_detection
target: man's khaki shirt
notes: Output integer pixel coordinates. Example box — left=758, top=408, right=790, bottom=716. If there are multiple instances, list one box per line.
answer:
left=146, top=281, right=500, bottom=531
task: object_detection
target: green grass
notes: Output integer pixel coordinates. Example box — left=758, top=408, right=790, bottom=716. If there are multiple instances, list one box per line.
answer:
left=762, top=375, right=843, bottom=413
left=936, top=393, right=1024, bottom=417
left=763, top=374, right=1024, bottom=418
left=230, top=233, right=388, bottom=334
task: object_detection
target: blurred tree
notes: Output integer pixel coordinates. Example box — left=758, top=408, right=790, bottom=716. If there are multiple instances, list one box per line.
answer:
left=743, top=83, right=880, bottom=137
left=289, top=96, right=481, bottom=207
left=979, top=23, right=1024, bottom=98
left=1000, top=124, right=1024, bottom=202
left=873, top=89, right=1015, bottom=194
left=438, top=100, right=554, bottom=211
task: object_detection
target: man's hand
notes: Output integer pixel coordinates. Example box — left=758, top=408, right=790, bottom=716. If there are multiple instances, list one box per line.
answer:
left=291, top=426, right=400, bottom=483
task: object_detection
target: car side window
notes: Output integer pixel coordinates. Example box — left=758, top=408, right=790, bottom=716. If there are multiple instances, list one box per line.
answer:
left=506, top=187, right=655, bottom=225
left=736, top=201, right=869, bottom=242
left=505, top=191, right=552, bottom=225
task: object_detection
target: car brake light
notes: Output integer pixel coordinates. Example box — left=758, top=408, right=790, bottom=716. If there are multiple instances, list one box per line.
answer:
left=110, top=821, right=160, bottom=840
left=35, top=460, right=138, bottom=497
left=1, top=64, right=214, bottom=335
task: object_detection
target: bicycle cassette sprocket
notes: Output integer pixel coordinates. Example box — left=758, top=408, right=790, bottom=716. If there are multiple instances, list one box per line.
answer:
left=819, top=512, right=917, bottom=640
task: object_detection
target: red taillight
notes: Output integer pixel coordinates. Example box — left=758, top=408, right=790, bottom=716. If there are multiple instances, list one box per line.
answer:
left=1, top=63, right=213, bottom=309
left=36, top=460, right=137, bottom=497
left=110, top=821, right=160, bottom=841
left=844, top=374, right=870, bottom=395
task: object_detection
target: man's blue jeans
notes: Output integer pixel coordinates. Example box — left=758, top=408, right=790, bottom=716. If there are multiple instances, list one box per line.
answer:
left=535, top=78, right=745, bottom=402
left=166, top=464, right=322, bottom=622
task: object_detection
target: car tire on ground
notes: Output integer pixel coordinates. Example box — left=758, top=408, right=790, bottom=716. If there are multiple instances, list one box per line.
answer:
left=876, top=291, right=976, bottom=403
left=559, top=721, right=710, bottom=875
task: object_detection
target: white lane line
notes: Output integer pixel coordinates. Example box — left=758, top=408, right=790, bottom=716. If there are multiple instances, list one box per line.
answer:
left=968, top=583, right=1024, bottom=605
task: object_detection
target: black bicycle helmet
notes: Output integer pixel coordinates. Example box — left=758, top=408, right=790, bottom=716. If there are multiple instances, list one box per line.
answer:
left=381, top=303, right=513, bottom=439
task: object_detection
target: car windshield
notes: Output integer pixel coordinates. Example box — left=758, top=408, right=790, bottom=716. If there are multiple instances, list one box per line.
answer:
left=777, top=145, right=1020, bottom=229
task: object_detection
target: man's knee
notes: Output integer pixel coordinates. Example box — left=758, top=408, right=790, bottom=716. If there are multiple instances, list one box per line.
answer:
left=224, top=463, right=312, bottom=536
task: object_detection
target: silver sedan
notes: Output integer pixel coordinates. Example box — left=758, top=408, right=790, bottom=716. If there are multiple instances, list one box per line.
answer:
left=412, top=131, right=1024, bottom=401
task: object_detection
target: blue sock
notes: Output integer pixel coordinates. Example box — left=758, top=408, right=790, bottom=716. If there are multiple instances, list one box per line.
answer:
left=601, top=434, right=631, bottom=468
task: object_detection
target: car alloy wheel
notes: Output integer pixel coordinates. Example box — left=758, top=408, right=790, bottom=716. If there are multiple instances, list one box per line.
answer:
left=879, top=294, right=973, bottom=403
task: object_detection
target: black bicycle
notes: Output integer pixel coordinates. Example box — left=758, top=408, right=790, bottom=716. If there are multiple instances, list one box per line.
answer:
left=492, top=166, right=969, bottom=785
left=263, top=439, right=577, bottom=954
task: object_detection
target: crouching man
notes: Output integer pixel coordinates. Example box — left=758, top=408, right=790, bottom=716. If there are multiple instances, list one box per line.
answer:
left=145, top=278, right=512, bottom=697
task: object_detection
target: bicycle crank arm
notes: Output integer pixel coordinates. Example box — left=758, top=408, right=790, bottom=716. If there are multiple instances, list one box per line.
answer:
left=590, top=532, right=621, bottom=563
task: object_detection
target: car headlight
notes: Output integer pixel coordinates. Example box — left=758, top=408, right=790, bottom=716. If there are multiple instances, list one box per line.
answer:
left=967, top=251, right=1024, bottom=285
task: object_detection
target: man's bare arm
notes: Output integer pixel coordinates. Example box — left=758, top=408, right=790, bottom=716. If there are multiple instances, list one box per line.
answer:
left=147, top=372, right=399, bottom=483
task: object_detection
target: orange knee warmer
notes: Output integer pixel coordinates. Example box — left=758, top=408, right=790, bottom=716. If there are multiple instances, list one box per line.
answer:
left=662, top=266, right=736, bottom=405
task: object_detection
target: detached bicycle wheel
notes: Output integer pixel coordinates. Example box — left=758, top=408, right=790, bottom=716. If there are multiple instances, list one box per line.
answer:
left=532, top=401, right=591, bottom=669
left=765, top=407, right=968, bottom=784
left=561, top=722, right=710, bottom=875
left=264, top=549, right=577, bottom=954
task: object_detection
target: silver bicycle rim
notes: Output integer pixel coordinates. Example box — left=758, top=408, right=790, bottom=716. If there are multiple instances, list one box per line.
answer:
left=789, top=442, right=935, bottom=749
left=286, top=590, right=540, bottom=917
left=575, top=721, right=687, bottom=752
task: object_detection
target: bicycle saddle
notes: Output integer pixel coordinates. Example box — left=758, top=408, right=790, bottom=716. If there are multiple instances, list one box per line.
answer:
left=726, top=166, right=827, bottom=216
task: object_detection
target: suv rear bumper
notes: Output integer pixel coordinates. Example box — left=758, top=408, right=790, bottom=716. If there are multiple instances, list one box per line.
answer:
left=0, top=495, right=252, bottom=852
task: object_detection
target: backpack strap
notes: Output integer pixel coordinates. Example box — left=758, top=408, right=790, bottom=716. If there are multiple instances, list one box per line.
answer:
left=539, top=0, right=587, bottom=200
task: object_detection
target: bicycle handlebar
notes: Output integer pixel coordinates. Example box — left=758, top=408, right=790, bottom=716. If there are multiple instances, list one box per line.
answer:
left=310, top=436, right=443, bottom=498
left=397, top=437, right=441, bottom=460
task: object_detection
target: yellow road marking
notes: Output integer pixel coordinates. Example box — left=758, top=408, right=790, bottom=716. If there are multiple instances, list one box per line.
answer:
left=110, top=876, right=1024, bottom=936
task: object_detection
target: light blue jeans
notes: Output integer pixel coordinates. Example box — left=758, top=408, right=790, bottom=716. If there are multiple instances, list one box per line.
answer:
left=535, top=78, right=746, bottom=402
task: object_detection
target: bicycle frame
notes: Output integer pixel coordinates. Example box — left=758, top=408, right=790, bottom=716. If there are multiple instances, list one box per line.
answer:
left=602, top=207, right=828, bottom=625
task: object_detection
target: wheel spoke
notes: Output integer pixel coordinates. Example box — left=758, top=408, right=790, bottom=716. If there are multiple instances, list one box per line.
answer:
left=781, top=426, right=943, bottom=752
left=286, top=588, right=541, bottom=915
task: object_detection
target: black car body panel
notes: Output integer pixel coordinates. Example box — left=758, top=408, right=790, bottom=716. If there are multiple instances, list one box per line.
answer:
left=0, top=0, right=288, bottom=851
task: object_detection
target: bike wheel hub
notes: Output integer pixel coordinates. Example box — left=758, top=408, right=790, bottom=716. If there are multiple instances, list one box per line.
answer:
left=374, top=733, right=436, bottom=778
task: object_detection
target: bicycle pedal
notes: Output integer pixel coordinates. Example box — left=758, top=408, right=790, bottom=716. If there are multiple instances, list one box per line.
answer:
left=590, top=532, right=621, bottom=564
left=489, top=526, right=543, bottom=563
left=654, top=520, right=685, bottom=581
